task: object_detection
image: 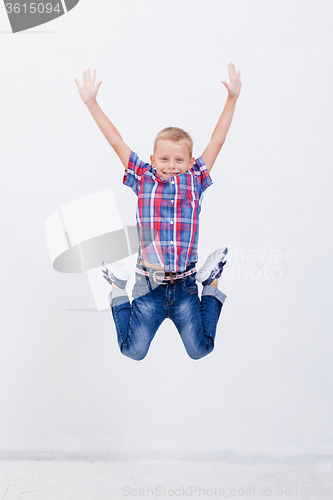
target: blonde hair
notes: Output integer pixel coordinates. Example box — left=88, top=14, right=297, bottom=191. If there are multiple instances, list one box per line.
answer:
left=154, top=127, right=193, bottom=157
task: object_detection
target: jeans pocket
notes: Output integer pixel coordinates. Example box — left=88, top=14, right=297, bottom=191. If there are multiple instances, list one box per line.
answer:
left=132, top=273, right=150, bottom=298
left=182, top=275, right=198, bottom=293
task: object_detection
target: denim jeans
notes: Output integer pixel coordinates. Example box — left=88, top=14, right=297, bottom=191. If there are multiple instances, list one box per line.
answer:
left=109, top=263, right=226, bottom=361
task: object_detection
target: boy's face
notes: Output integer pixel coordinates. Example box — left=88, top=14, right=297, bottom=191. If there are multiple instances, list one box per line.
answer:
left=150, top=140, right=195, bottom=181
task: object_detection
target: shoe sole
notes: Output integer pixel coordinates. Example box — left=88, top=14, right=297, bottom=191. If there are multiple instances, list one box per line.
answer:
left=103, top=262, right=131, bottom=281
left=196, top=247, right=228, bottom=283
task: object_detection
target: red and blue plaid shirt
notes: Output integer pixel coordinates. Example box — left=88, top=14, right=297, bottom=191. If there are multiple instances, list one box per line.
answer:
left=123, top=151, right=213, bottom=272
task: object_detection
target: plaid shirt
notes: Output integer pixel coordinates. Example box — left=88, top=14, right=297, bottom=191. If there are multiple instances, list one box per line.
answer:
left=123, top=151, right=213, bottom=272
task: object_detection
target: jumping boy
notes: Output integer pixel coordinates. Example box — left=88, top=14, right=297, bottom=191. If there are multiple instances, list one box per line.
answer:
left=75, top=64, right=241, bottom=360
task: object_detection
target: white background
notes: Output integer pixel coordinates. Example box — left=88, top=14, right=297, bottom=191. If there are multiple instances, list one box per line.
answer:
left=0, top=0, right=332, bottom=457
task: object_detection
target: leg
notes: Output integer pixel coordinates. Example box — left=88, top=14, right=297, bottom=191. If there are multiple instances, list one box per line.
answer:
left=171, top=276, right=226, bottom=360
left=110, top=275, right=166, bottom=361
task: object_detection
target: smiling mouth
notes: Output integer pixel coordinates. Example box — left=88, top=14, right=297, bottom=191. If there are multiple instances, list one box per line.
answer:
left=163, top=171, right=180, bottom=176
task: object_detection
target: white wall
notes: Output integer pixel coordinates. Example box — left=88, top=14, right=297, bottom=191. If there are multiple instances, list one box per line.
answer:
left=0, top=0, right=332, bottom=457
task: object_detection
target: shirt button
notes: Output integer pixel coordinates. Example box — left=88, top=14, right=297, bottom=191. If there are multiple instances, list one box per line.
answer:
left=171, top=200, right=174, bottom=204
left=170, top=220, right=173, bottom=225
left=170, top=240, right=174, bottom=244
left=171, top=181, right=175, bottom=184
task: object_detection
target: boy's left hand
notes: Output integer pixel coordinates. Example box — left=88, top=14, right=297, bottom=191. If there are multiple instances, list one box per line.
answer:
left=221, top=63, right=241, bottom=99
left=75, top=69, right=103, bottom=105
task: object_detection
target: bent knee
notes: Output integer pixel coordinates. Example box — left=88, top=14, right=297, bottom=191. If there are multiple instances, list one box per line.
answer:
left=121, top=346, right=149, bottom=361
left=186, top=344, right=214, bottom=360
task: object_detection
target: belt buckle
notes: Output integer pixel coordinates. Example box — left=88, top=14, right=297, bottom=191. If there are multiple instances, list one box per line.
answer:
left=152, top=270, right=167, bottom=284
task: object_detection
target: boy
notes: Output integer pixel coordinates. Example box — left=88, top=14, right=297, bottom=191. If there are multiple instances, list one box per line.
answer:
left=75, top=64, right=241, bottom=360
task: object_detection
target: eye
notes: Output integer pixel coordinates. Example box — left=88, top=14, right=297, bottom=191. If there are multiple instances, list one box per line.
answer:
left=160, top=157, right=167, bottom=161
left=176, top=158, right=183, bottom=162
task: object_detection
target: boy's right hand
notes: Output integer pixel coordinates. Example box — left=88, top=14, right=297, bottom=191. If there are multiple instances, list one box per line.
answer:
left=75, top=69, right=102, bottom=105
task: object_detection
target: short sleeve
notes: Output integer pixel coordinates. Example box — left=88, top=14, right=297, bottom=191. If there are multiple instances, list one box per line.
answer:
left=123, top=151, right=151, bottom=196
left=191, top=156, right=213, bottom=194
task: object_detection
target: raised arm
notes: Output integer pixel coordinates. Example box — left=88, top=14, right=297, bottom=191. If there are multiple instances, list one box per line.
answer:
left=201, top=63, right=241, bottom=172
left=75, top=69, right=131, bottom=170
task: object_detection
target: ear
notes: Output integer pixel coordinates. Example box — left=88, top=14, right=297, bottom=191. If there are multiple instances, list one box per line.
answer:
left=189, top=157, right=195, bottom=168
left=150, top=154, right=155, bottom=168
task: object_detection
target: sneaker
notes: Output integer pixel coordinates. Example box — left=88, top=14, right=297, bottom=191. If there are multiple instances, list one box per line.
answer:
left=196, top=247, right=228, bottom=286
left=102, top=261, right=131, bottom=289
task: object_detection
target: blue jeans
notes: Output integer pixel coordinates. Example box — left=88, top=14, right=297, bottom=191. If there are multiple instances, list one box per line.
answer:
left=109, top=263, right=226, bottom=361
